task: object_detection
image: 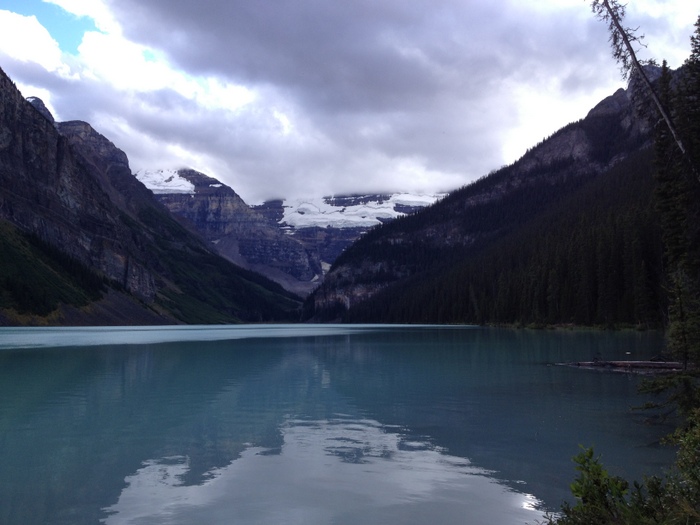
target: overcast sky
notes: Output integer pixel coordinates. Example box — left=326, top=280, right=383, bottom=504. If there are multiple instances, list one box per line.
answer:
left=0, top=0, right=696, bottom=202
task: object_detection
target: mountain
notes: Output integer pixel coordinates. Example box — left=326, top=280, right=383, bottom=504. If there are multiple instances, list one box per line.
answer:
left=306, top=78, right=664, bottom=326
left=136, top=168, right=323, bottom=297
left=137, top=166, right=444, bottom=296
left=0, top=66, right=300, bottom=325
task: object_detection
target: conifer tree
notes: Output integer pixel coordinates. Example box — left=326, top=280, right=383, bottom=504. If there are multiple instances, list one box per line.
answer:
left=663, top=21, right=700, bottom=372
left=643, top=22, right=700, bottom=408
left=654, top=63, right=690, bottom=272
left=678, top=17, right=700, bottom=172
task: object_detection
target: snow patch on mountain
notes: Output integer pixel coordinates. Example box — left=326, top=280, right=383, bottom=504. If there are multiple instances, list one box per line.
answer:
left=135, top=169, right=195, bottom=194
left=281, top=193, right=443, bottom=229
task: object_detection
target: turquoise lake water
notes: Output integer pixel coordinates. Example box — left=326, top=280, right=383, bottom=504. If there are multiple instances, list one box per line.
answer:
left=0, top=325, right=675, bottom=524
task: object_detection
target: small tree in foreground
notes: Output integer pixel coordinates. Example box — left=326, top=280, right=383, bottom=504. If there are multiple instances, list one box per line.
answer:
left=545, top=413, right=700, bottom=524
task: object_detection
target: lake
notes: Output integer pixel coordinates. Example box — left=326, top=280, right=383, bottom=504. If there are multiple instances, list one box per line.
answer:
left=0, top=325, right=675, bottom=525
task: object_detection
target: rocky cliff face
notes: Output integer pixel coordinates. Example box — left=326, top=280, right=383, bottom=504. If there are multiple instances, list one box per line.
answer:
left=139, top=169, right=323, bottom=296
left=0, top=69, right=156, bottom=301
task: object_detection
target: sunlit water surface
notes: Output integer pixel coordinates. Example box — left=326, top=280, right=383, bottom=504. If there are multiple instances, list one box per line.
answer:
left=0, top=325, right=674, bottom=524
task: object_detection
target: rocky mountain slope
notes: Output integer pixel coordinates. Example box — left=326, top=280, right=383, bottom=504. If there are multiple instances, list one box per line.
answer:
left=0, top=66, right=300, bottom=325
left=307, top=77, right=656, bottom=322
left=136, top=168, right=323, bottom=297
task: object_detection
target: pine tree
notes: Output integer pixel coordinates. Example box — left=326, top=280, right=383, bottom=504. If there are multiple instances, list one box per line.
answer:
left=678, top=17, right=700, bottom=172
left=650, top=27, right=700, bottom=384
left=654, top=62, right=690, bottom=271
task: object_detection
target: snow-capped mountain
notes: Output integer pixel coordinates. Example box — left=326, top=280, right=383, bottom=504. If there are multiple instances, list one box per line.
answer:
left=136, top=168, right=442, bottom=230
left=134, top=168, right=444, bottom=295
left=0, top=73, right=300, bottom=324
left=135, top=168, right=322, bottom=296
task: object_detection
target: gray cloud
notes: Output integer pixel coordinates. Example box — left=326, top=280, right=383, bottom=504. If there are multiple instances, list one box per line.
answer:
left=109, top=1, right=581, bottom=110
left=102, top=0, right=593, bottom=197
left=3, top=1, right=695, bottom=202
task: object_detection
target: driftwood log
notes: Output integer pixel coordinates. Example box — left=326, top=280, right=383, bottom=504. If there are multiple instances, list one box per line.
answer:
left=557, top=360, right=685, bottom=374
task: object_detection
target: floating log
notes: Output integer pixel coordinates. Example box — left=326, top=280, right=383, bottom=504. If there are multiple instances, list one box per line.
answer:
left=556, top=360, right=685, bottom=374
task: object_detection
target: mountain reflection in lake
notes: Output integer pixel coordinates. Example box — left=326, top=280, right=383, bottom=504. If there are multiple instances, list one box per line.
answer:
left=0, top=325, right=674, bottom=525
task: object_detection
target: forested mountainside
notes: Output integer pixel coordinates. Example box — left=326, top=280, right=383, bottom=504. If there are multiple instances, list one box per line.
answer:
left=340, top=149, right=663, bottom=326
left=306, top=76, right=665, bottom=326
left=0, top=67, right=301, bottom=325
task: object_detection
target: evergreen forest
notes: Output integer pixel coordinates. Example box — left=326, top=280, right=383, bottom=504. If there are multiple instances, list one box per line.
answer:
left=342, top=148, right=665, bottom=328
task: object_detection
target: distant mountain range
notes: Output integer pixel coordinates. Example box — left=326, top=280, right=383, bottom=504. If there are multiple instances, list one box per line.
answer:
left=136, top=168, right=442, bottom=296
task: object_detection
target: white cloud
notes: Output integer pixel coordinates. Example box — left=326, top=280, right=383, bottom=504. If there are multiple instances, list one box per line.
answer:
left=194, top=77, right=255, bottom=111
left=628, top=0, right=698, bottom=68
left=77, top=31, right=164, bottom=90
left=0, top=10, right=65, bottom=73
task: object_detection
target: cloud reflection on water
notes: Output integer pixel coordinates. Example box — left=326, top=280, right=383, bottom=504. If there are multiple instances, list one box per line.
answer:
left=103, top=414, right=541, bottom=525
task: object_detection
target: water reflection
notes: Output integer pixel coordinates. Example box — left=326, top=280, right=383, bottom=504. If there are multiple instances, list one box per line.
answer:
left=104, top=415, right=541, bottom=525
left=0, top=325, right=673, bottom=525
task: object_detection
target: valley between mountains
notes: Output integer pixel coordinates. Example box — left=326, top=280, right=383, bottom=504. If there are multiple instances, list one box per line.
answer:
left=0, top=63, right=690, bottom=327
